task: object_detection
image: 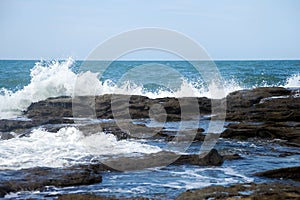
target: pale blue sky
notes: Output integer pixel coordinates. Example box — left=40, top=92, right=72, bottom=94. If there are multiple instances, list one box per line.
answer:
left=1, top=0, right=299, bottom=60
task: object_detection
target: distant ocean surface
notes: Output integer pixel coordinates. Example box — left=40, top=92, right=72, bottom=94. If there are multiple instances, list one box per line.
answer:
left=0, top=59, right=299, bottom=119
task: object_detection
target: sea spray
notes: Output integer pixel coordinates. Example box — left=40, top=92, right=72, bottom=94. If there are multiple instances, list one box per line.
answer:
left=284, top=73, right=300, bottom=88
left=0, top=58, right=77, bottom=118
left=0, top=127, right=161, bottom=170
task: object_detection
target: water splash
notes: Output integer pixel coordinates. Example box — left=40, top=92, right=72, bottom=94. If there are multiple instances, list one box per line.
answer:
left=284, top=73, right=300, bottom=88
left=0, top=58, right=76, bottom=118
left=0, top=127, right=161, bottom=170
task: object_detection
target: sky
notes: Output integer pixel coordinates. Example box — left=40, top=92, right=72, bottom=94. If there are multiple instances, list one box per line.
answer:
left=0, top=0, right=300, bottom=60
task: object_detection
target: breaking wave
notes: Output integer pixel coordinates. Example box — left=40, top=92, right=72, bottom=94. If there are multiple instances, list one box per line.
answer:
left=0, top=58, right=298, bottom=119
left=0, top=127, right=161, bottom=169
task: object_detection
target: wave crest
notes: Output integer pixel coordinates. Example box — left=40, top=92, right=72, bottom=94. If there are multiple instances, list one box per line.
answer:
left=1, top=58, right=298, bottom=119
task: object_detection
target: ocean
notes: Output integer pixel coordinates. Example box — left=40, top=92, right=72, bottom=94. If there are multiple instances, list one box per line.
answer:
left=0, top=59, right=299, bottom=199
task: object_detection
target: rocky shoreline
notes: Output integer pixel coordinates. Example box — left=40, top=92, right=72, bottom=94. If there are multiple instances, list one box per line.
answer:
left=0, top=87, right=299, bottom=199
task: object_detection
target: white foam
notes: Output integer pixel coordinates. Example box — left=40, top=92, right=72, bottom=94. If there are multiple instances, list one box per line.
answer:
left=0, top=127, right=161, bottom=170
left=161, top=167, right=253, bottom=190
left=0, top=58, right=77, bottom=119
left=284, top=73, right=300, bottom=88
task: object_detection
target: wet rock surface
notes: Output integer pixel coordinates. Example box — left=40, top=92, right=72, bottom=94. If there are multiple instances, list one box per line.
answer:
left=222, top=87, right=300, bottom=146
left=24, top=94, right=213, bottom=122
left=175, top=182, right=300, bottom=200
left=226, top=87, right=294, bottom=121
left=221, top=122, right=300, bottom=146
left=2, top=87, right=299, bottom=141
left=0, top=166, right=103, bottom=197
left=254, top=166, right=300, bottom=182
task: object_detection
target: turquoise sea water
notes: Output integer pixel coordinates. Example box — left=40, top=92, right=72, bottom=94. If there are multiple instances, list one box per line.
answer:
left=1, top=60, right=299, bottom=92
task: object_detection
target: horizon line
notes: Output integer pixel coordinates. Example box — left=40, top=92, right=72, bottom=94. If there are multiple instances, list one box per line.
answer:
left=0, top=58, right=300, bottom=61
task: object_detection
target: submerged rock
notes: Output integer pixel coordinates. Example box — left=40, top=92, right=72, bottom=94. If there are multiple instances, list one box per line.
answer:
left=254, top=166, right=300, bottom=182
left=175, top=182, right=300, bottom=200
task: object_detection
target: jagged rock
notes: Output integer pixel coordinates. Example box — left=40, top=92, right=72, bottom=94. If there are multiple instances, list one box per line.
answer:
left=226, top=87, right=300, bottom=122
left=22, top=87, right=300, bottom=124
left=176, top=182, right=300, bottom=200
left=24, top=94, right=211, bottom=122
left=227, top=87, right=291, bottom=110
left=19, top=87, right=300, bottom=123
left=254, top=166, right=300, bottom=181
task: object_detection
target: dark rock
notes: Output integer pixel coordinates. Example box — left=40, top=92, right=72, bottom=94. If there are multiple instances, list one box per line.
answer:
left=254, top=166, right=300, bottom=181
left=221, top=122, right=300, bottom=146
left=153, top=128, right=205, bottom=142
left=25, top=96, right=73, bottom=119
left=102, top=149, right=224, bottom=171
left=0, top=166, right=103, bottom=198
left=176, top=182, right=300, bottom=200
left=0, top=118, right=74, bottom=134
left=226, top=87, right=300, bottom=122
left=0, top=119, right=39, bottom=132
left=21, top=87, right=300, bottom=124
left=0, top=132, right=15, bottom=140
left=24, top=94, right=211, bottom=122
left=173, top=149, right=223, bottom=166
left=227, top=87, right=291, bottom=110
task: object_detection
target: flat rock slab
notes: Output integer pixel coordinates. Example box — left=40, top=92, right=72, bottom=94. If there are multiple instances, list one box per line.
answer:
left=176, top=182, right=300, bottom=200
left=0, top=166, right=103, bottom=198
left=25, top=94, right=212, bottom=121
left=226, top=87, right=300, bottom=122
left=254, top=166, right=300, bottom=182
left=221, top=122, right=300, bottom=146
